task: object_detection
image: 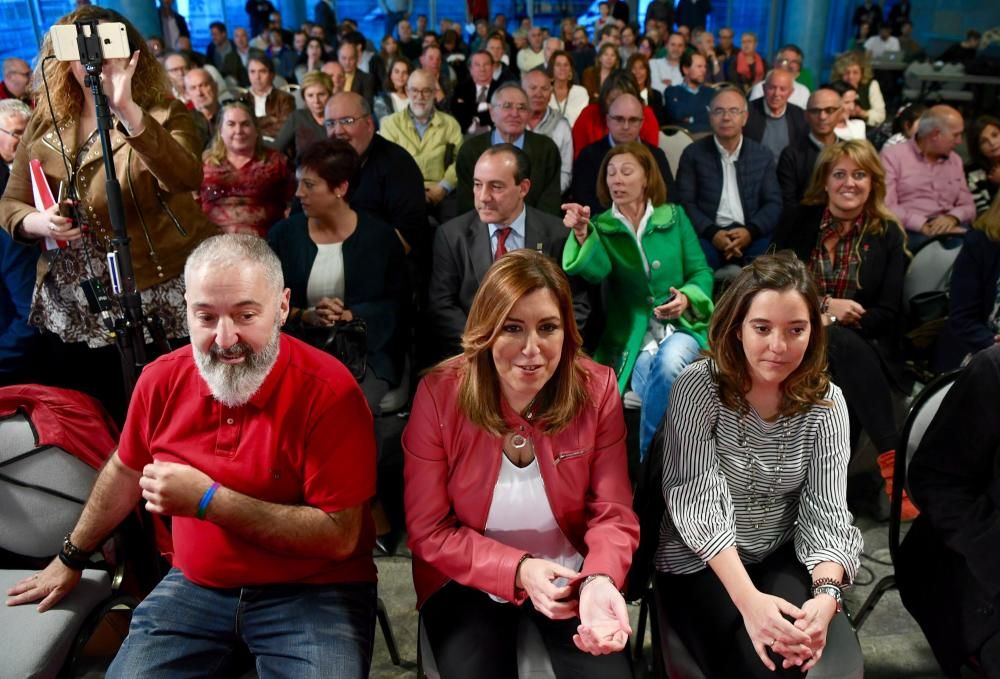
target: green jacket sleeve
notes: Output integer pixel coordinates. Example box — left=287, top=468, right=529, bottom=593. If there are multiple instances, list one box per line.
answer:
left=562, top=224, right=612, bottom=284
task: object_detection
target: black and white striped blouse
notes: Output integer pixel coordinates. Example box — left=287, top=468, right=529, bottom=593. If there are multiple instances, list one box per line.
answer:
left=654, top=359, right=863, bottom=581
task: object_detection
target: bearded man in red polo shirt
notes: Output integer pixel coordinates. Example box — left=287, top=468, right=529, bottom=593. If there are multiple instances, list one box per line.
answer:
left=6, top=234, right=378, bottom=678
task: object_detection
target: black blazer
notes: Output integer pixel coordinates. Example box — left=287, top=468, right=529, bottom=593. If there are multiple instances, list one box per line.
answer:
left=455, top=131, right=563, bottom=216
left=773, top=203, right=906, bottom=340
left=646, top=88, right=666, bottom=127
left=571, top=137, right=675, bottom=217
left=267, top=210, right=408, bottom=385
left=743, top=98, right=808, bottom=152
left=348, top=70, right=376, bottom=105
left=777, top=136, right=823, bottom=214
left=449, top=79, right=498, bottom=132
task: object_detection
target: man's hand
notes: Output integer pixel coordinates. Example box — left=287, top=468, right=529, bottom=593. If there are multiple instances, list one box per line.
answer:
left=711, top=230, right=735, bottom=254
left=6, top=558, right=82, bottom=612
left=516, top=557, right=579, bottom=620
left=574, top=576, right=631, bottom=655
left=724, top=227, right=752, bottom=259
left=921, top=215, right=965, bottom=237
left=139, top=461, right=214, bottom=517
left=426, top=185, right=447, bottom=205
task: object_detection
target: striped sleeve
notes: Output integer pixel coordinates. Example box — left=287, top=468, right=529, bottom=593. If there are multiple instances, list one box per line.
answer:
left=793, top=386, right=864, bottom=582
left=662, top=361, right=737, bottom=563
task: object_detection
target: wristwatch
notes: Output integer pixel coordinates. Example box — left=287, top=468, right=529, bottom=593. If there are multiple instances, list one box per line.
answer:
left=58, top=534, right=93, bottom=571
left=828, top=314, right=838, bottom=325
left=813, top=584, right=843, bottom=613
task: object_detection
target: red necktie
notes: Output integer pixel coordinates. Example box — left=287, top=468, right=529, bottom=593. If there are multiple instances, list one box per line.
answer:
left=494, top=227, right=512, bottom=261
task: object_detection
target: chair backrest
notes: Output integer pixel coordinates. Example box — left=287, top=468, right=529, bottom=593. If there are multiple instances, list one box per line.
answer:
left=902, top=237, right=962, bottom=316
left=658, top=128, right=693, bottom=180
left=0, top=414, right=97, bottom=558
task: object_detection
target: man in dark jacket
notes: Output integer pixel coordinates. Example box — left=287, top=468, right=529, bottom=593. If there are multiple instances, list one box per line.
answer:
left=743, top=68, right=807, bottom=162
left=777, top=86, right=842, bottom=212
left=450, top=51, right=498, bottom=134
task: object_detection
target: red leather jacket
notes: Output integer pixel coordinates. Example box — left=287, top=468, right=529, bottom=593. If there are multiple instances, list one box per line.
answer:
left=403, top=357, right=639, bottom=609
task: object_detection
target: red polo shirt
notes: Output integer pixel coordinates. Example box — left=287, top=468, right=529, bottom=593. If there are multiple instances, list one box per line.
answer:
left=118, top=333, right=377, bottom=588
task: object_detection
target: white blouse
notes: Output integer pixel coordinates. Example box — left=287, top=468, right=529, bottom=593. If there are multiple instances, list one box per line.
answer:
left=306, top=242, right=345, bottom=306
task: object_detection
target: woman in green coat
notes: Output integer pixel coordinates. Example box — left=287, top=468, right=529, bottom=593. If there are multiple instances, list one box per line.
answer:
left=563, top=142, right=714, bottom=460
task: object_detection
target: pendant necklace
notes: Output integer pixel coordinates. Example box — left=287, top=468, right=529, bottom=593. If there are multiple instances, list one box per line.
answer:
left=510, top=396, right=538, bottom=449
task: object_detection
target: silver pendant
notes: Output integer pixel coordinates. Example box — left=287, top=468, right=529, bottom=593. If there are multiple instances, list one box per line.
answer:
left=511, top=434, right=528, bottom=449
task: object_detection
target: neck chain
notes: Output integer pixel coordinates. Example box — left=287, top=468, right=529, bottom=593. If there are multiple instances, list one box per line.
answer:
left=510, top=395, right=538, bottom=449
left=738, top=407, right=789, bottom=530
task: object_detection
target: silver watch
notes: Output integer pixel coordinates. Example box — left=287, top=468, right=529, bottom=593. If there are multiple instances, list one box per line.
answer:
left=813, top=584, right=842, bottom=612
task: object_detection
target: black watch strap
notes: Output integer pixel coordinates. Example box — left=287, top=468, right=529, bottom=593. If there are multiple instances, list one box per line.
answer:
left=59, top=534, right=92, bottom=570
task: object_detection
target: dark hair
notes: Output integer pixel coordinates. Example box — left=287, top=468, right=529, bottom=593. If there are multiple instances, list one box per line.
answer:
left=480, top=143, right=532, bottom=183
left=297, top=138, right=359, bottom=190
left=891, top=102, right=926, bottom=136
left=828, top=80, right=857, bottom=97
left=547, top=49, right=575, bottom=81
left=680, top=50, right=705, bottom=73
left=598, top=70, right=641, bottom=115
left=625, top=53, right=650, bottom=88
left=777, top=44, right=804, bottom=59
left=472, top=49, right=495, bottom=65
left=421, top=43, right=442, bottom=58
left=382, top=56, right=412, bottom=93
left=707, top=252, right=830, bottom=416
left=247, top=55, right=273, bottom=73
left=210, top=21, right=226, bottom=32
left=970, top=115, right=1000, bottom=172
left=343, top=30, right=366, bottom=47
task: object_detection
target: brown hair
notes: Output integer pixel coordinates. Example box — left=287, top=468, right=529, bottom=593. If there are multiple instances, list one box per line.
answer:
left=383, top=56, right=412, bottom=95
left=832, top=52, right=873, bottom=86
left=975, top=192, right=1000, bottom=242
left=441, top=249, right=589, bottom=436
left=707, top=252, right=830, bottom=416
left=625, top=53, right=651, bottom=90
left=596, top=141, right=667, bottom=208
left=802, top=139, right=900, bottom=238
left=32, top=6, right=170, bottom=123
left=203, top=102, right=266, bottom=165
left=547, top=49, right=577, bottom=83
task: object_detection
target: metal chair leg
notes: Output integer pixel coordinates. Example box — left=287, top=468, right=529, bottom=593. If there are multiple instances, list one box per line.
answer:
left=634, top=588, right=650, bottom=662
left=376, top=596, right=401, bottom=666
left=852, top=574, right=896, bottom=630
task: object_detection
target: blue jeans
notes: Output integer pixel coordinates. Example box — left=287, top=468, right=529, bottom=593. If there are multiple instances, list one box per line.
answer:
left=699, top=233, right=771, bottom=270
left=108, top=569, right=376, bottom=679
left=630, top=331, right=701, bottom=461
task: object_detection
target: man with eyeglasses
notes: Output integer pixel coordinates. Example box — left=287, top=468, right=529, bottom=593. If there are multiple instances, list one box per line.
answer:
left=0, top=58, right=31, bottom=106
left=163, top=52, right=192, bottom=105
left=0, top=99, right=28, bottom=195
left=380, top=69, right=464, bottom=223
left=743, top=68, right=807, bottom=162
left=571, top=93, right=674, bottom=216
left=663, top=51, right=714, bottom=134
left=777, top=86, right=843, bottom=212
left=323, top=92, right=427, bottom=256
left=675, top=87, right=781, bottom=270
left=748, top=45, right=811, bottom=109
left=455, top=83, right=562, bottom=216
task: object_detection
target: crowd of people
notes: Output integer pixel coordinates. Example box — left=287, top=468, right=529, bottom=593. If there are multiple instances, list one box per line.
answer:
left=1, top=1, right=1000, bottom=677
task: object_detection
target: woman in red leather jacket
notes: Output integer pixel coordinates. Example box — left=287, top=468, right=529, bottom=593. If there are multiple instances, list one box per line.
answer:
left=403, top=249, right=639, bottom=678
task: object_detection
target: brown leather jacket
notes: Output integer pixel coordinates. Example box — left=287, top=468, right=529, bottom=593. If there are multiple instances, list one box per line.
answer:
left=0, top=98, right=217, bottom=291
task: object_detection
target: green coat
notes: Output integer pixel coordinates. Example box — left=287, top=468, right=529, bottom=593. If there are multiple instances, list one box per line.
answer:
left=563, top=203, right=714, bottom=393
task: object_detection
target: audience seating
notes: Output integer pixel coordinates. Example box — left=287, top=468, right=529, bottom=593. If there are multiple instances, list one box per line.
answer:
left=853, top=370, right=959, bottom=629
left=657, top=127, right=693, bottom=180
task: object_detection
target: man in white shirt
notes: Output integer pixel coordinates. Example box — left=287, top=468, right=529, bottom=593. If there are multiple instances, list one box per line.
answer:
left=865, top=24, right=902, bottom=59
left=522, top=69, right=572, bottom=193
left=516, top=26, right=546, bottom=77
left=748, top=46, right=810, bottom=109
left=649, top=32, right=686, bottom=90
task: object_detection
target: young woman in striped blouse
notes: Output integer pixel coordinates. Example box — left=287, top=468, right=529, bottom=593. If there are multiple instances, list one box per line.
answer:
left=654, top=253, right=863, bottom=677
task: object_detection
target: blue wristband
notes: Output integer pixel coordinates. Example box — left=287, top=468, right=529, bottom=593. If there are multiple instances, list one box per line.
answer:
left=196, top=482, right=220, bottom=520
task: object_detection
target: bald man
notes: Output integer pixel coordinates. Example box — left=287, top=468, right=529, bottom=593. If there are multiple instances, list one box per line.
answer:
left=743, top=69, right=808, bottom=162
left=881, top=104, right=975, bottom=249
left=0, top=58, right=30, bottom=104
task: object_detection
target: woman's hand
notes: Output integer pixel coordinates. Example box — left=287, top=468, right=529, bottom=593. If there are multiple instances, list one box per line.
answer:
left=735, top=590, right=812, bottom=671
left=826, top=298, right=865, bottom=326
left=653, top=287, right=688, bottom=321
left=103, top=51, right=144, bottom=134
left=790, top=595, right=838, bottom=671
left=516, top=557, right=579, bottom=620
left=561, top=203, right=591, bottom=245
left=21, top=202, right=83, bottom=241
left=574, top=576, right=632, bottom=655
left=313, top=297, right=350, bottom=324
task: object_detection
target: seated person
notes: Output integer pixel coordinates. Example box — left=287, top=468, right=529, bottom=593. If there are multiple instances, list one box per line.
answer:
left=455, top=83, right=562, bottom=216
left=523, top=69, right=573, bottom=195
left=966, top=115, right=1000, bottom=216
left=897, top=343, right=1000, bottom=679
left=274, top=71, right=332, bottom=166
left=0, top=98, right=28, bottom=194
left=0, top=228, right=39, bottom=387
left=881, top=105, right=976, bottom=249
left=430, top=145, right=582, bottom=359
left=730, top=31, right=766, bottom=90
left=831, top=52, right=885, bottom=128
left=663, top=51, right=715, bottom=134
left=238, top=55, right=295, bottom=141
left=743, top=69, right=807, bottom=162
left=774, top=139, right=911, bottom=518
left=571, top=93, right=674, bottom=217
left=829, top=82, right=867, bottom=142
left=571, top=71, right=660, bottom=158
left=549, top=50, right=593, bottom=128
left=404, top=249, right=639, bottom=679
left=379, top=69, right=464, bottom=224
left=268, top=139, right=408, bottom=415
left=563, top=142, right=712, bottom=461
left=748, top=45, right=812, bottom=108
left=6, top=234, right=378, bottom=678
left=777, top=86, right=843, bottom=212
left=934, top=195, right=1000, bottom=372
left=200, top=102, right=293, bottom=237
left=184, top=67, right=223, bottom=149
left=674, top=87, right=782, bottom=269
left=626, top=54, right=666, bottom=126
left=339, top=41, right=376, bottom=105
left=581, top=43, right=622, bottom=102
left=450, top=51, right=499, bottom=135
left=655, top=253, right=863, bottom=678
left=649, top=32, right=685, bottom=90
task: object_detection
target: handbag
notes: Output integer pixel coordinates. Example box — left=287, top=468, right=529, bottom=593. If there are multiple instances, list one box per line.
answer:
left=296, top=319, right=368, bottom=382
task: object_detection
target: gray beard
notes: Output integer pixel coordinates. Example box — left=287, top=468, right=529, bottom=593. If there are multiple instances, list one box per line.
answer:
left=193, top=316, right=282, bottom=408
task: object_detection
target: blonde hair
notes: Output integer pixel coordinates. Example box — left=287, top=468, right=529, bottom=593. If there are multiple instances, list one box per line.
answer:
left=299, top=71, right=333, bottom=95
left=832, top=52, right=874, bottom=86
left=202, top=102, right=266, bottom=166
left=974, top=192, right=1000, bottom=242
left=596, top=141, right=667, bottom=208
left=436, top=249, right=589, bottom=436
left=32, top=6, right=170, bottom=124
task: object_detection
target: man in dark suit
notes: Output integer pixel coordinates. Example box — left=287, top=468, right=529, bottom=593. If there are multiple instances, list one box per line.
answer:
left=572, top=93, right=675, bottom=216
left=777, top=86, right=842, bottom=212
left=743, top=68, right=808, bottom=162
left=674, top=87, right=782, bottom=269
left=455, top=84, right=562, bottom=216
left=451, top=51, right=498, bottom=135
left=430, top=144, right=585, bottom=358
left=338, top=42, right=375, bottom=105
left=485, top=34, right=519, bottom=86
left=239, top=56, right=295, bottom=140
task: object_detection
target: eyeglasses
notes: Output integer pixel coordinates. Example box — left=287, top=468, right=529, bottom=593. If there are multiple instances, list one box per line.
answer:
left=608, top=115, right=644, bottom=127
left=806, top=106, right=842, bottom=116
left=708, top=107, right=746, bottom=118
left=0, top=128, right=23, bottom=140
left=323, top=113, right=370, bottom=129
left=406, top=87, right=435, bottom=98
left=493, top=102, right=530, bottom=113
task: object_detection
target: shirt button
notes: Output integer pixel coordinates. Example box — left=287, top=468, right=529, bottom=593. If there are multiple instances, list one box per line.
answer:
left=226, top=417, right=234, bottom=425
left=647, top=296, right=655, bottom=304
left=652, top=260, right=661, bottom=269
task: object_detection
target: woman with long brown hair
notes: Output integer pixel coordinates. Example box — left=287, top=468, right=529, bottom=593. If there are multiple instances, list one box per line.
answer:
left=548, top=50, right=589, bottom=127
left=581, top=43, right=622, bottom=102
left=774, top=139, right=910, bottom=516
left=0, top=5, right=216, bottom=419
left=403, top=249, right=638, bottom=678
left=655, top=253, right=862, bottom=678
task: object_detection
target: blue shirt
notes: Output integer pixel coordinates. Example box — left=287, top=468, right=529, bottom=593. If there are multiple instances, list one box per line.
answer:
left=663, top=84, right=715, bottom=134
left=0, top=230, right=40, bottom=377
left=490, top=130, right=526, bottom=149
left=488, top=206, right=527, bottom=257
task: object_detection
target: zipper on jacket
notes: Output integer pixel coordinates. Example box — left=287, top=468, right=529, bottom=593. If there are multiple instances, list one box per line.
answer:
left=553, top=449, right=587, bottom=465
